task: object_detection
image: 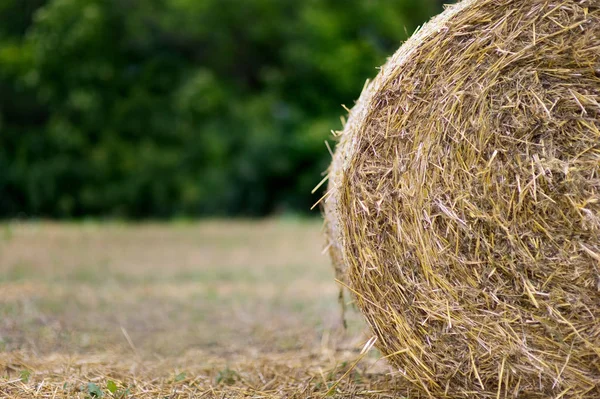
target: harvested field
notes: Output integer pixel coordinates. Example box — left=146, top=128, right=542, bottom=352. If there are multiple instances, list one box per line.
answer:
left=0, top=221, right=401, bottom=398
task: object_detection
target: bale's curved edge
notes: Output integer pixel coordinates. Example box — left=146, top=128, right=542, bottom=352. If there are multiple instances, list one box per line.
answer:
left=324, top=0, right=476, bottom=286
left=327, top=0, right=600, bottom=397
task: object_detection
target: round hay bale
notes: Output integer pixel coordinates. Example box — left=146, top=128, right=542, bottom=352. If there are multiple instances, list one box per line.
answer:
left=325, top=0, right=600, bottom=397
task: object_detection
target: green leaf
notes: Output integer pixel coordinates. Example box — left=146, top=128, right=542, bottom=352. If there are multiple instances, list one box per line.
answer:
left=87, top=382, right=104, bottom=398
left=106, top=380, right=117, bottom=394
left=215, top=368, right=238, bottom=385
left=19, top=370, right=31, bottom=383
left=174, top=372, right=186, bottom=382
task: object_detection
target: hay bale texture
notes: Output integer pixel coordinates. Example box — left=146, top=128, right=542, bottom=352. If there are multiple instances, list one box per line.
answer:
left=324, top=0, right=600, bottom=397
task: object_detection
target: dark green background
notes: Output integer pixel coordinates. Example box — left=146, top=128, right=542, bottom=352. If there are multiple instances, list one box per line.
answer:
left=0, top=0, right=446, bottom=219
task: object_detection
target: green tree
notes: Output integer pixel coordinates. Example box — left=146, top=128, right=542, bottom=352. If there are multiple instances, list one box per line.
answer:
left=0, top=0, right=443, bottom=218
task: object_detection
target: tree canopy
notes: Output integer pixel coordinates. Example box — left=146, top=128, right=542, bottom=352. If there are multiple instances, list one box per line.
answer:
left=0, top=0, right=444, bottom=218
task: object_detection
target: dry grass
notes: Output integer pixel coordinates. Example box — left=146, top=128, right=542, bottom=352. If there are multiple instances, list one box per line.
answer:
left=0, top=349, right=404, bottom=399
left=326, top=0, right=600, bottom=397
left=0, top=220, right=404, bottom=398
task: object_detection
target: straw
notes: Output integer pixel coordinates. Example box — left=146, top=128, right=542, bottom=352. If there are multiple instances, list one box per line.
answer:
left=325, top=0, right=600, bottom=397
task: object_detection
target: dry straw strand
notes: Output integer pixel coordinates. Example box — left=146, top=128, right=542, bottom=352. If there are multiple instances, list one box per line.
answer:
left=325, top=0, right=600, bottom=397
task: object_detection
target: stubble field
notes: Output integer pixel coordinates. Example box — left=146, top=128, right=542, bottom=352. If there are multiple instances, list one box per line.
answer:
left=0, top=220, right=402, bottom=398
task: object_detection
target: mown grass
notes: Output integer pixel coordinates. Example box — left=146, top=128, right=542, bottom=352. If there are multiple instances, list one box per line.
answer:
left=0, top=220, right=400, bottom=398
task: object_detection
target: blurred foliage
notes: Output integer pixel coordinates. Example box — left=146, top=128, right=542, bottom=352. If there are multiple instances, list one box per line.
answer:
left=0, top=0, right=444, bottom=218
